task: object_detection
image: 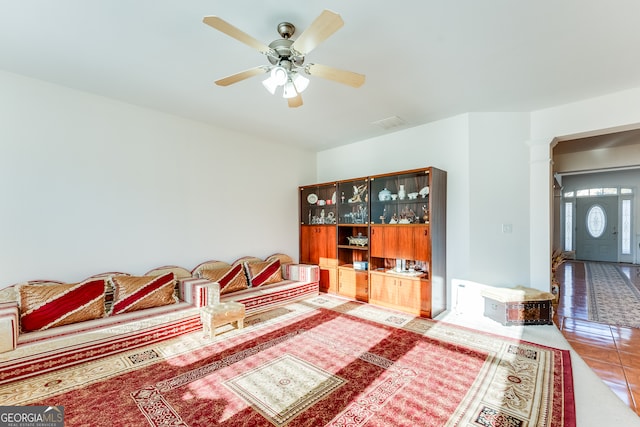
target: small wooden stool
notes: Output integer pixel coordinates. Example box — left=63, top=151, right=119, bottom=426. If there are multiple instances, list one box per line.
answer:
left=200, top=301, right=246, bottom=338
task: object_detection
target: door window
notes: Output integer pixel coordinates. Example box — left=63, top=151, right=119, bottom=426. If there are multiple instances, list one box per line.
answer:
left=586, top=205, right=606, bottom=238
left=622, top=199, right=631, bottom=254
left=564, top=202, right=573, bottom=251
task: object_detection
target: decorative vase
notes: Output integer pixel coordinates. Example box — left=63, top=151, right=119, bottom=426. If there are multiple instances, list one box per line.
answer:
left=378, top=188, right=391, bottom=201
left=398, top=184, right=406, bottom=200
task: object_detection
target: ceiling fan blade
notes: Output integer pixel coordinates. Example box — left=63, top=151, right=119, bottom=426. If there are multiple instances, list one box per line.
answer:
left=215, top=67, right=268, bottom=86
left=203, top=16, right=271, bottom=55
left=306, top=63, right=365, bottom=88
left=288, top=94, right=303, bottom=108
left=291, top=10, right=344, bottom=56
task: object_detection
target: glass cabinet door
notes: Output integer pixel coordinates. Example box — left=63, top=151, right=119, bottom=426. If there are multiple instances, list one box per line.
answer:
left=337, top=178, right=368, bottom=225
left=369, top=169, right=430, bottom=225
left=300, top=183, right=337, bottom=225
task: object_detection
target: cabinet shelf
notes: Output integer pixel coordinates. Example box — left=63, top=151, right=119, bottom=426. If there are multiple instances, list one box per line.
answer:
left=339, top=264, right=369, bottom=271
left=382, top=270, right=428, bottom=279
left=338, top=244, right=369, bottom=250
left=372, top=198, right=428, bottom=204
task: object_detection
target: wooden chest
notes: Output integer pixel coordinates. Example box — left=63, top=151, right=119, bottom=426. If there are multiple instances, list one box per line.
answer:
left=483, top=298, right=553, bottom=326
left=481, top=285, right=554, bottom=326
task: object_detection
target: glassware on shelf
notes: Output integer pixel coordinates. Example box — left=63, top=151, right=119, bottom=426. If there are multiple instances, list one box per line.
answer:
left=346, top=233, right=368, bottom=246
left=300, top=183, right=338, bottom=224
left=398, top=185, right=406, bottom=200
left=341, top=205, right=368, bottom=224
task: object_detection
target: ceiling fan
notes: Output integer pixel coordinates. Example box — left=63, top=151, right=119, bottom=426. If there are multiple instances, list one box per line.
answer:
left=203, top=10, right=365, bottom=108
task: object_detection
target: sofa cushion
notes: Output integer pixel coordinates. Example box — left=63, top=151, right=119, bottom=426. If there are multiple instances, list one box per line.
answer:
left=145, top=265, right=192, bottom=280
left=109, top=272, right=177, bottom=316
left=265, top=253, right=294, bottom=265
left=84, top=271, right=129, bottom=315
left=191, top=260, right=231, bottom=279
left=244, top=259, right=282, bottom=287
left=199, top=264, right=248, bottom=295
left=18, top=279, right=106, bottom=332
left=232, top=256, right=263, bottom=267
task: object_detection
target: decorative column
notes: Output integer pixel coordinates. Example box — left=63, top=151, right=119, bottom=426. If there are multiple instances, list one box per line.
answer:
left=528, top=137, right=554, bottom=292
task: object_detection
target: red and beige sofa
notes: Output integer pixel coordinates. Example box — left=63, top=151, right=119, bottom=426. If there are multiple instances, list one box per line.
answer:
left=183, top=254, right=319, bottom=310
left=0, top=253, right=318, bottom=385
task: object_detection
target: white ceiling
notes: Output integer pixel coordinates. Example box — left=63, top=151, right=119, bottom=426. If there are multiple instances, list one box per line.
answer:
left=2, top=1, right=640, bottom=151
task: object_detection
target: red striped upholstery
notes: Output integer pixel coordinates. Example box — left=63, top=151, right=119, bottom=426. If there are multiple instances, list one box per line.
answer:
left=199, top=264, right=248, bottom=294
left=109, top=273, right=176, bottom=316
left=19, top=279, right=106, bottom=332
left=244, top=259, right=282, bottom=287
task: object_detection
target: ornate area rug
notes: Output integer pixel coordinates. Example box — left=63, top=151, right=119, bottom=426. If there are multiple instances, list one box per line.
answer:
left=1, top=296, right=575, bottom=426
left=585, top=262, right=640, bottom=328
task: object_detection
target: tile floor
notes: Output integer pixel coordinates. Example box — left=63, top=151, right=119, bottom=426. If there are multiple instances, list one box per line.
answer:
left=555, top=260, right=640, bottom=416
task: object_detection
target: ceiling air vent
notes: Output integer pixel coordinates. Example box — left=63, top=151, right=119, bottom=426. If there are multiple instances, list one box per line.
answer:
left=372, top=115, right=406, bottom=130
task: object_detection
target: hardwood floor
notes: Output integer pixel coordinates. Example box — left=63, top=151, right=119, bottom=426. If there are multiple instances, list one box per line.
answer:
left=555, top=260, right=640, bottom=416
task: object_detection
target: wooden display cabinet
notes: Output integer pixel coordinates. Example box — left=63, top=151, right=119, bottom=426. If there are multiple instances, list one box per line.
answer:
left=298, top=167, right=446, bottom=317
left=299, top=182, right=338, bottom=293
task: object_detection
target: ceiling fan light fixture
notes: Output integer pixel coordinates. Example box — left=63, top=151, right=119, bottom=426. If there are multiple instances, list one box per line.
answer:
left=282, top=80, right=298, bottom=99
left=263, top=66, right=291, bottom=95
left=271, top=66, right=288, bottom=86
left=292, top=73, right=309, bottom=93
left=262, top=76, right=279, bottom=95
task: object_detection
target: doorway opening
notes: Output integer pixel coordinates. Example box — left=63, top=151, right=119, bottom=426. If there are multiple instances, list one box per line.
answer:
left=552, top=125, right=640, bottom=265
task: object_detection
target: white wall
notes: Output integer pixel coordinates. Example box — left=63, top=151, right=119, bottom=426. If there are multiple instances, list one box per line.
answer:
left=0, top=71, right=317, bottom=285
left=468, top=113, right=531, bottom=285
left=531, top=88, right=640, bottom=142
